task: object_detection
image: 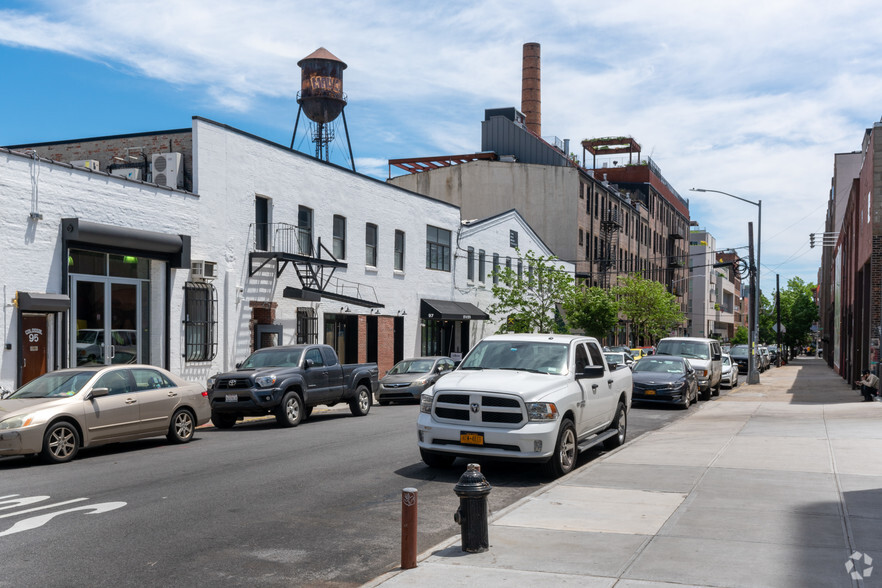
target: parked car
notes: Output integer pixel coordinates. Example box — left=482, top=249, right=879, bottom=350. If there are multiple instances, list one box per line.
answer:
left=376, top=356, right=454, bottom=405
left=630, top=348, right=649, bottom=360
left=605, top=346, right=634, bottom=360
left=729, top=344, right=750, bottom=373
left=0, top=365, right=210, bottom=464
left=721, top=353, right=739, bottom=388
left=604, top=351, right=634, bottom=370
left=631, top=356, right=698, bottom=408
left=757, top=346, right=771, bottom=371
left=655, top=337, right=723, bottom=400
left=417, top=334, right=632, bottom=478
left=207, top=344, right=378, bottom=429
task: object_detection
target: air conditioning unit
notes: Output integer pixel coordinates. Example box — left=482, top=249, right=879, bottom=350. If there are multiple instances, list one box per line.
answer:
left=190, top=260, right=218, bottom=281
left=110, top=168, right=142, bottom=181
left=151, top=152, right=183, bottom=188
left=70, top=159, right=99, bottom=171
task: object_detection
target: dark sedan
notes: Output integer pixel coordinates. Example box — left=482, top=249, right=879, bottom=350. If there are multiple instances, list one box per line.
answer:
left=729, top=344, right=750, bottom=374
left=631, top=356, right=698, bottom=409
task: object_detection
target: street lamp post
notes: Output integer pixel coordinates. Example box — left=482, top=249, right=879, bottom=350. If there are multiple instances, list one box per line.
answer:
left=690, top=187, right=762, bottom=384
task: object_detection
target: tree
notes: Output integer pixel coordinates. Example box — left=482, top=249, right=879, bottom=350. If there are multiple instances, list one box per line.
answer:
left=779, top=277, right=818, bottom=349
left=614, top=274, right=685, bottom=344
left=561, top=285, right=619, bottom=338
left=488, top=249, right=574, bottom=334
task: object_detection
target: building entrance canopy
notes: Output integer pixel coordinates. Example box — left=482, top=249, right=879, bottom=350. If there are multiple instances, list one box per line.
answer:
left=420, top=299, right=489, bottom=321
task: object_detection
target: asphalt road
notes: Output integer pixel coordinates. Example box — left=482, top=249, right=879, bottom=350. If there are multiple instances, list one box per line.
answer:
left=0, top=389, right=726, bottom=587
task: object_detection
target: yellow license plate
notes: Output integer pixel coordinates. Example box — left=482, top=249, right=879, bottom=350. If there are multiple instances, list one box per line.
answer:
left=644, top=390, right=656, bottom=395
left=460, top=432, right=484, bottom=445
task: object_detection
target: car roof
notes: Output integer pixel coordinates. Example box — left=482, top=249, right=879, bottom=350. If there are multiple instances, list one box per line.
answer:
left=480, top=334, right=587, bottom=343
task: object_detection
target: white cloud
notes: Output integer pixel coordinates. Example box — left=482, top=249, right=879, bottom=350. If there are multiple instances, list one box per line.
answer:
left=2, top=0, right=881, bottom=290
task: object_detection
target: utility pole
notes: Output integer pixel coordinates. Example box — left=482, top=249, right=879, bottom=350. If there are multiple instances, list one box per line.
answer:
left=747, top=223, right=760, bottom=384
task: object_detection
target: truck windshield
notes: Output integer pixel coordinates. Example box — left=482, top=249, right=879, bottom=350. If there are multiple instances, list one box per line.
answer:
left=240, top=349, right=304, bottom=368
left=656, top=340, right=708, bottom=360
left=459, top=341, right=568, bottom=375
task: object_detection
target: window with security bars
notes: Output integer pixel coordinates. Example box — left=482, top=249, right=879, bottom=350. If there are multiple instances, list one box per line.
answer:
left=183, top=282, right=217, bottom=362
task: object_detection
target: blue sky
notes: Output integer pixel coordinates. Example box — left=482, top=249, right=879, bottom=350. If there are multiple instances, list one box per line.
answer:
left=2, top=0, right=881, bottom=298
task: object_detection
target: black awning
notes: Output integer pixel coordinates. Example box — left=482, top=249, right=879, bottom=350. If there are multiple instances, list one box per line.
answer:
left=62, top=218, right=190, bottom=268
left=17, top=292, right=70, bottom=312
left=420, top=298, right=489, bottom=321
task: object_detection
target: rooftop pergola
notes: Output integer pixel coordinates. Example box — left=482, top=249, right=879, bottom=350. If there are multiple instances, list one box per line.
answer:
left=388, top=152, right=497, bottom=178
left=581, top=137, right=642, bottom=169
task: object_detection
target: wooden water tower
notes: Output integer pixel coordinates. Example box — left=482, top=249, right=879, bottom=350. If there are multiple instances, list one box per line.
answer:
left=290, top=47, right=355, bottom=171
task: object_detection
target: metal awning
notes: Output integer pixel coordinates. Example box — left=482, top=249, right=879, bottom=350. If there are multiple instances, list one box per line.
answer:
left=420, top=299, right=489, bottom=321
left=16, top=292, right=70, bottom=312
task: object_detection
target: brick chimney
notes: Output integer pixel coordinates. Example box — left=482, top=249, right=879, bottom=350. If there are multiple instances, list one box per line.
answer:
left=521, top=42, right=541, bottom=136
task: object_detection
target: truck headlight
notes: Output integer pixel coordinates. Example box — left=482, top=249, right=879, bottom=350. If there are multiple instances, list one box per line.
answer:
left=526, top=402, right=558, bottom=422
left=420, top=393, right=433, bottom=413
left=255, top=375, right=277, bottom=388
left=206, top=376, right=217, bottom=390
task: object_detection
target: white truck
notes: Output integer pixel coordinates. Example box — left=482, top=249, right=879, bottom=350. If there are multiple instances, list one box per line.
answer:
left=417, top=334, right=632, bottom=477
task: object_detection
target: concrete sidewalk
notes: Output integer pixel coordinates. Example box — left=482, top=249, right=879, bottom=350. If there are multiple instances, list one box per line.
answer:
left=367, top=357, right=882, bottom=588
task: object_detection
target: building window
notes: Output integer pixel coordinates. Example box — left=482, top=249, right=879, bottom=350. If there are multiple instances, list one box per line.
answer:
left=492, top=253, right=500, bottom=284
left=394, top=230, right=405, bottom=271
left=506, top=256, right=512, bottom=271
left=183, top=282, right=217, bottom=362
left=517, top=259, right=523, bottom=281
left=298, top=206, right=313, bottom=256
left=426, top=225, right=451, bottom=271
left=365, top=223, right=378, bottom=267
left=333, top=215, right=346, bottom=259
left=579, top=229, right=584, bottom=246
left=467, top=247, right=475, bottom=281
left=255, top=196, right=269, bottom=251
left=479, top=249, right=486, bottom=283
left=509, top=230, right=518, bottom=248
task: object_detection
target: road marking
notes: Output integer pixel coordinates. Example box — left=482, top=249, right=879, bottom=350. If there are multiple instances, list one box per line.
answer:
left=0, top=494, right=126, bottom=538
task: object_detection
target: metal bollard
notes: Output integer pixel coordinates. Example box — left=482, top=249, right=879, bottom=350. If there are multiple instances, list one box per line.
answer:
left=401, top=487, right=418, bottom=569
left=453, top=463, right=492, bottom=553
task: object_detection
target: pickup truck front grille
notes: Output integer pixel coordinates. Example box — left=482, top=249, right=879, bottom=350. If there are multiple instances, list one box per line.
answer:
left=215, top=378, right=252, bottom=390
left=433, top=392, right=525, bottom=427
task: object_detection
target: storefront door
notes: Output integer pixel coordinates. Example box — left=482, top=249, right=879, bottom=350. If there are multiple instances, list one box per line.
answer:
left=71, top=277, right=142, bottom=366
left=20, top=314, right=48, bottom=385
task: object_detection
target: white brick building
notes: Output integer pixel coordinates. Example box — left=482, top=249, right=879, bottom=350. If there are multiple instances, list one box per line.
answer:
left=0, top=117, right=571, bottom=390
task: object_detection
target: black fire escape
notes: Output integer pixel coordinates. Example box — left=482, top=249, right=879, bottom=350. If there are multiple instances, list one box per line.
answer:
left=249, top=223, right=383, bottom=308
left=598, top=208, right=623, bottom=289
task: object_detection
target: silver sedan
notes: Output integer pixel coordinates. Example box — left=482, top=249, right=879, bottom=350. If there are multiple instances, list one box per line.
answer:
left=0, top=365, right=210, bottom=464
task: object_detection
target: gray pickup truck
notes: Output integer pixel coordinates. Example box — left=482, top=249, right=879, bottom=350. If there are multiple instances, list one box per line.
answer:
left=207, top=344, right=378, bottom=429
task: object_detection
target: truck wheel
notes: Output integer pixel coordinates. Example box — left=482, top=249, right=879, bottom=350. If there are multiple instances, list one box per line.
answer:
left=603, top=402, right=627, bottom=450
left=349, top=384, right=371, bottom=416
left=211, top=413, right=237, bottom=429
left=712, top=382, right=720, bottom=397
left=700, top=386, right=712, bottom=401
left=276, top=391, right=304, bottom=427
left=543, top=418, right=576, bottom=478
left=420, top=448, right=456, bottom=468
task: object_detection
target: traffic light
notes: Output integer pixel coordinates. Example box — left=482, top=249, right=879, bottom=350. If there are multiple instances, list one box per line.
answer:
left=810, top=233, right=815, bottom=248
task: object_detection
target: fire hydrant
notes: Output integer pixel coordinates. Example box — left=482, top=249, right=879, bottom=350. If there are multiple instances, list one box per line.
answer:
left=453, top=463, right=492, bottom=553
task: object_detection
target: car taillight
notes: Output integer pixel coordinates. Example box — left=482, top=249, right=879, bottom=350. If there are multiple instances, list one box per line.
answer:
left=202, top=391, right=209, bottom=397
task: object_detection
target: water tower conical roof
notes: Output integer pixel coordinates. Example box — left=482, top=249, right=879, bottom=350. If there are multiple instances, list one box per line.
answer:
left=298, top=47, right=347, bottom=69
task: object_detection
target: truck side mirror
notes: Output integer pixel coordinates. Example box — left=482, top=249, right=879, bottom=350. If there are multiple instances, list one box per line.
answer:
left=577, top=365, right=606, bottom=379
left=305, top=358, right=315, bottom=368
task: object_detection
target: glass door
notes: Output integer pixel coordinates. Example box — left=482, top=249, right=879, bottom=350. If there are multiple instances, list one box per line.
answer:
left=72, top=277, right=141, bottom=366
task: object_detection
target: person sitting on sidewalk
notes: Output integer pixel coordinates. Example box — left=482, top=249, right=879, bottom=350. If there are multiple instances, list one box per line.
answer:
left=855, top=369, right=879, bottom=402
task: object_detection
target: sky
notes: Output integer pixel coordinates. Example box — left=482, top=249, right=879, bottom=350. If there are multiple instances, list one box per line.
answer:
left=1, top=0, right=880, bottom=299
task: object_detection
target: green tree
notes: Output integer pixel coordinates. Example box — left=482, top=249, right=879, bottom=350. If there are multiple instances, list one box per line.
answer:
left=615, top=274, right=685, bottom=343
left=488, top=249, right=574, bottom=334
left=561, top=284, right=619, bottom=338
left=779, top=277, right=818, bottom=349
left=758, top=293, right=776, bottom=344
